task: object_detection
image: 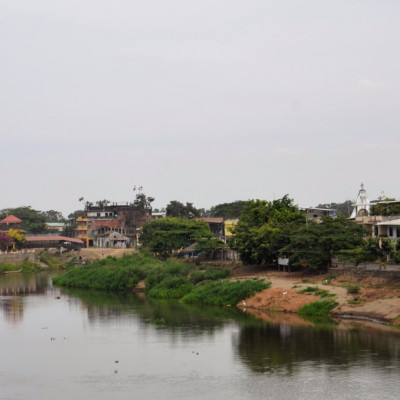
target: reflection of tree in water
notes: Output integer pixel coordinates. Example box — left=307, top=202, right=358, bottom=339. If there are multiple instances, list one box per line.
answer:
left=1, top=297, right=24, bottom=324
left=0, top=273, right=50, bottom=296
left=63, top=288, right=254, bottom=337
left=235, top=322, right=400, bottom=375
left=0, top=273, right=55, bottom=325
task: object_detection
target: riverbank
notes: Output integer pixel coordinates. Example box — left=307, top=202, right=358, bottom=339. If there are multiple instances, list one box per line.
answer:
left=229, top=265, right=400, bottom=325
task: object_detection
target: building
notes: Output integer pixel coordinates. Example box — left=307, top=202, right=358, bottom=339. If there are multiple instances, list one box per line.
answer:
left=350, top=183, right=370, bottom=219
left=75, top=202, right=152, bottom=248
left=45, top=222, right=65, bottom=232
left=302, top=207, right=337, bottom=222
left=375, top=219, right=400, bottom=240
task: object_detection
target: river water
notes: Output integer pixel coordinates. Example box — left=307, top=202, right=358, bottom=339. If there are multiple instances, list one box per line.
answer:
left=1, top=272, right=400, bottom=400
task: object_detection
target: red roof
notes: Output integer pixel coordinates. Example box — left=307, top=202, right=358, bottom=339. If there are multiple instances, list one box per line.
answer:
left=26, top=236, right=84, bottom=245
left=0, top=215, right=22, bottom=224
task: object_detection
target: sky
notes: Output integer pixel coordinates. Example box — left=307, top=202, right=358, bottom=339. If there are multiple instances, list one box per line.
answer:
left=1, top=0, right=399, bottom=217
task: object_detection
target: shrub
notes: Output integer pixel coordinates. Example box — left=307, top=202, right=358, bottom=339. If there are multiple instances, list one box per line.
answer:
left=182, top=280, right=270, bottom=306
left=298, top=300, right=338, bottom=316
left=347, top=284, right=360, bottom=294
left=148, top=276, right=194, bottom=298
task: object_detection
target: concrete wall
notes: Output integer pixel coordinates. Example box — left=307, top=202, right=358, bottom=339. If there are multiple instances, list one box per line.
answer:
left=0, top=251, right=37, bottom=264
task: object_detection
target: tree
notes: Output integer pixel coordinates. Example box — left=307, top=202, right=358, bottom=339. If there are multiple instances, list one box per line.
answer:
left=7, top=228, right=26, bottom=249
left=282, top=217, right=365, bottom=272
left=0, top=206, right=47, bottom=233
left=209, top=200, right=251, bottom=219
left=42, top=210, right=66, bottom=222
left=141, top=217, right=214, bottom=257
left=166, top=201, right=201, bottom=219
left=0, top=233, right=11, bottom=251
left=230, top=196, right=305, bottom=264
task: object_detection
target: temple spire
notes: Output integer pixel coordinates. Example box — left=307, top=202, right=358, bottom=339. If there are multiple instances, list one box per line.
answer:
left=350, top=183, right=370, bottom=219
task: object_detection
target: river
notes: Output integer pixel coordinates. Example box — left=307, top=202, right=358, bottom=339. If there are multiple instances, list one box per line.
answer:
left=1, top=272, right=400, bottom=400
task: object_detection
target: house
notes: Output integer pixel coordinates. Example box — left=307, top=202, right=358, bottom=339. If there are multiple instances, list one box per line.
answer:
left=302, top=207, right=337, bottom=221
left=198, top=218, right=224, bottom=239
left=45, top=222, right=65, bottom=232
left=75, top=202, right=151, bottom=248
left=0, top=215, right=22, bottom=231
left=376, top=219, right=400, bottom=240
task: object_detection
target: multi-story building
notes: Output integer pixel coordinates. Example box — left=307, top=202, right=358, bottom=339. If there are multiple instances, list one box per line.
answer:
left=75, top=202, right=152, bottom=248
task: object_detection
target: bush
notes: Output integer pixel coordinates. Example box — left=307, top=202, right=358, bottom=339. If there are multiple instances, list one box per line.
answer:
left=347, top=284, right=360, bottom=294
left=148, top=276, right=194, bottom=298
left=298, top=300, right=338, bottom=316
left=182, top=280, right=270, bottom=306
left=189, top=267, right=230, bottom=284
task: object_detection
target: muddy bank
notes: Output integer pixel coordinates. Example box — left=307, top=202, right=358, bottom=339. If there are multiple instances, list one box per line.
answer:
left=233, top=269, right=400, bottom=325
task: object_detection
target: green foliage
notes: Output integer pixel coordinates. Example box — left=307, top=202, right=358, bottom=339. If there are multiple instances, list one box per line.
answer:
left=347, top=284, right=360, bottom=294
left=299, top=286, right=318, bottom=293
left=37, top=251, right=66, bottom=270
left=148, top=277, right=194, bottom=298
left=53, top=253, right=159, bottom=292
left=0, top=206, right=47, bottom=233
left=283, top=217, right=365, bottom=272
left=209, top=201, right=251, bottom=219
left=189, top=266, right=230, bottom=284
left=141, top=217, right=214, bottom=257
left=298, top=301, right=338, bottom=316
left=182, top=280, right=270, bottom=306
left=166, top=201, right=201, bottom=219
left=0, top=261, right=44, bottom=273
left=230, top=195, right=305, bottom=264
left=370, top=202, right=400, bottom=216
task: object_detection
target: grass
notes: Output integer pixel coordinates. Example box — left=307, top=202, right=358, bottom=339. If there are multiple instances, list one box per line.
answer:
left=37, top=251, right=66, bottom=270
left=299, top=286, right=318, bottom=293
left=0, top=260, right=44, bottom=274
left=348, top=298, right=361, bottom=305
left=181, top=280, right=271, bottom=307
left=346, top=284, right=361, bottom=295
left=298, top=286, right=335, bottom=299
left=298, top=300, right=338, bottom=316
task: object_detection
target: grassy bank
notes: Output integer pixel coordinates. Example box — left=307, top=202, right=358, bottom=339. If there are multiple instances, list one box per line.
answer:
left=0, top=261, right=45, bottom=274
left=52, top=253, right=270, bottom=308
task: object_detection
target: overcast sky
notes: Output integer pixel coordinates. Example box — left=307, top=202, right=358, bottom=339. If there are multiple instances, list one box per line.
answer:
left=1, top=0, right=399, bottom=217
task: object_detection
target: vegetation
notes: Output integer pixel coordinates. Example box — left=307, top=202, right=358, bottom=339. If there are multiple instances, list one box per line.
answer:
left=0, top=260, right=44, bottom=273
left=370, top=199, right=400, bottom=216
left=182, top=280, right=271, bottom=306
left=298, top=300, right=338, bottom=316
left=37, top=251, right=66, bottom=270
left=282, top=217, right=365, bottom=272
left=0, top=206, right=66, bottom=234
left=166, top=201, right=201, bottom=219
left=230, top=195, right=305, bottom=265
left=53, top=253, right=159, bottom=291
left=209, top=201, right=251, bottom=219
left=141, top=217, right=217, bottom=257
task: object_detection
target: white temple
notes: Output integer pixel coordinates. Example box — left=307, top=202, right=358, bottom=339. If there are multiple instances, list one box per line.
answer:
left=350, top=183, right=370, bottom=219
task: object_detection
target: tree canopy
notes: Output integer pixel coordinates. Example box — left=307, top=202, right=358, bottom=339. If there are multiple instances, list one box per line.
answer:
left=166, top=201, right=201, bottom=219
left=141, top=217, right=214, bottom=257
left=230, top=196, right=305, bottom=265
left=209, top=200, right=251, bottom=219
left=282, top=217, right=365, bottom=271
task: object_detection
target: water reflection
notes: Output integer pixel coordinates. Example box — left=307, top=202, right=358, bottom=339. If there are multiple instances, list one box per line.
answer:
left=234, top=318, right=400, bottom=375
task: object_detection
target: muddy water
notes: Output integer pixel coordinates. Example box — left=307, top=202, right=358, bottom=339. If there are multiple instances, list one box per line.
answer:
left=1, top=272, right=400, bottom=400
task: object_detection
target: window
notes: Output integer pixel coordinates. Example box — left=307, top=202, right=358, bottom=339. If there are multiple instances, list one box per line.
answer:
left=389, top=227, right=393, bottom=237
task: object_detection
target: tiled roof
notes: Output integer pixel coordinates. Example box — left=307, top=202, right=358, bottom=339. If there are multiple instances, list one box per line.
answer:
left=0, top=215, right=22, bottom=224
left=26, top=235, right=84, bottom=244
